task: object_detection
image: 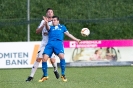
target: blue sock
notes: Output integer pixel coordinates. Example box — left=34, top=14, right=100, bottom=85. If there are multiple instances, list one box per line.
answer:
left=60, top=59, right=66, bottom=76
left=42, top=62, right=48, bottom=77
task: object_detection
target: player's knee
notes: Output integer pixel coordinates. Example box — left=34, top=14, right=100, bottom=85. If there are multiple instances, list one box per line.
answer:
left=42, top=54, right=49, bottom=62
left=50, top=58, right=56, bottom=63
left=58, top=53, right=64, bottom=59
left=36, top=58, right=42, bottom=62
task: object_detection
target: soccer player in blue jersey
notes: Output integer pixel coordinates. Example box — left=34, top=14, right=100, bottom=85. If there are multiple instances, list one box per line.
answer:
left=26, top=8, right=59, bottom=82
left=38, top=16, right=81, bottom=82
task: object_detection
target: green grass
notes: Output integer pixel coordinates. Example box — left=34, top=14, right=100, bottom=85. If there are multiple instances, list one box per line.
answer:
left=0, top=66, right=133, bottom=88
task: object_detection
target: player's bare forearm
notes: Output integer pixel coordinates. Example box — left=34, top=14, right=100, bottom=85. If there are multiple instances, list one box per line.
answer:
left=36, top=25, right=45, bottom=34
left=65, top=32, right=81, bottom=43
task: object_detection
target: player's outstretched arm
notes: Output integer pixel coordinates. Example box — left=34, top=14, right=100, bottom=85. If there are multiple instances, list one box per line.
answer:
left=64, top=32, right=81, bottom=43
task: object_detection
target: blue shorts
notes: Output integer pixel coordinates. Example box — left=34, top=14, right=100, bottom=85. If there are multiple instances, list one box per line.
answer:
left=43, top=41, right=64, bottom=57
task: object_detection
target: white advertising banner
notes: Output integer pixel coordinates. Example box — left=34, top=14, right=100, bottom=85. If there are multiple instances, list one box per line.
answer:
left=0, top=42, right=60, bottom=68
left=0, top=40, right=133, bottom=68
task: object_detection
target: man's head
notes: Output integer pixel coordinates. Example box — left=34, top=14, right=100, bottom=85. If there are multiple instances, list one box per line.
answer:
left=46, top=8, right=54, bottom=18
left=52, top=16, right=59, bottom=26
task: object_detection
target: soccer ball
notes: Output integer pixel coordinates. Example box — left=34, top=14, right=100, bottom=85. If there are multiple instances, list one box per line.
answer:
left=81, top=28, right=90, bottom=37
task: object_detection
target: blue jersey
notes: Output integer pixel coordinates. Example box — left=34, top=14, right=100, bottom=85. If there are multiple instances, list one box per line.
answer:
left=48, top=24, right=68, bottom=41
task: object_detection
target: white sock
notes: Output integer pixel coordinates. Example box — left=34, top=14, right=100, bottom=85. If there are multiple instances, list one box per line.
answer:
left=52, top=61, right=57, bottom=71
left=30, top=61, right=39, bottom=77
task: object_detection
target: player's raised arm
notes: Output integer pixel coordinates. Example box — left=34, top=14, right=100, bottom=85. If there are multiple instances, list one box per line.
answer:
left=64, top=31, right=81, bottom=43
left=43, top=16, right=50, bottom=30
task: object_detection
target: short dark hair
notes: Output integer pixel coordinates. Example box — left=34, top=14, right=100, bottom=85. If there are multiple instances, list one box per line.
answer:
left=52, top=16, right=59, bottom=20
left=46, top=8, right=53, bottom=13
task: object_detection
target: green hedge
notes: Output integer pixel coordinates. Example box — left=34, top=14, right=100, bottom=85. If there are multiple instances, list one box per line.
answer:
left=0, top=0, right=133, bottom=42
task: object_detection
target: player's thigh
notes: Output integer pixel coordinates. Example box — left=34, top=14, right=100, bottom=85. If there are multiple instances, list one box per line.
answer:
left=43, top=44, right=53, bottom=58
left=53, top=41, right=64, bottom=55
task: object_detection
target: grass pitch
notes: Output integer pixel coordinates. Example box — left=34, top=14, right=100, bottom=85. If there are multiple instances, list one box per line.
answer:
left=0, top=66, right=133, bottom=88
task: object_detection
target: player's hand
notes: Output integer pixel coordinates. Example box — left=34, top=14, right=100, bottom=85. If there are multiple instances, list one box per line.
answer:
left=43, top=16, right=48, bottom=23
left=77, top=39, right=81, bottom=44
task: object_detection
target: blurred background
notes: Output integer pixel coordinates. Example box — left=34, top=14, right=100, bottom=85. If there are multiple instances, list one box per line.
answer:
left=0, top=0, right=133, bottom=42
